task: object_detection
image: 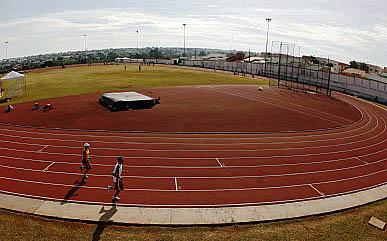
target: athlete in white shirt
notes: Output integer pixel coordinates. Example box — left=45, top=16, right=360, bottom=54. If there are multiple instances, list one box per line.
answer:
left=107, top=156, right=124, bottom=201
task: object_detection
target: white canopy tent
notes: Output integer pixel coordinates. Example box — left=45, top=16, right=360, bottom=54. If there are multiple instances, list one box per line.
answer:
left=0, top=71, right=26, bottom=99
left=1, top=71, right=25, bottom=81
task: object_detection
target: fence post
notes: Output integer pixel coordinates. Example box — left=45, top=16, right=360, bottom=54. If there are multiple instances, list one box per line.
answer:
left=327, top=65, right=331, bottom=96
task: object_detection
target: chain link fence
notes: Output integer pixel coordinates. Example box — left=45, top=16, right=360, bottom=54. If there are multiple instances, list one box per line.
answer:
left=134, top=58, right=387, bottom=104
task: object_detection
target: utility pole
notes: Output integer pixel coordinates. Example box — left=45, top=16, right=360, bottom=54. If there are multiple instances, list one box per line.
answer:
left=183, top=24, right=186, bottom=57
left=264, top=18, right=272, bottom=76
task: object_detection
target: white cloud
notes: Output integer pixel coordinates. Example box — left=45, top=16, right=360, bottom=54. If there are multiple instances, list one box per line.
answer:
left=0, top=1, right=386, bottom=66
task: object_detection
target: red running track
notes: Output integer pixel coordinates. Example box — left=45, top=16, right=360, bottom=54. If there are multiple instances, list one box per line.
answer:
left=0, top=86, right=386, bottom=207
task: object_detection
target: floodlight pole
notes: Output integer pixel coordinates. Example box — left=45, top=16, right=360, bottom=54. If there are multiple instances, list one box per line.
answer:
left=183, top=24, right=186, bottom=57
left=136, top=30, right=139, bottom=57
left=264, top=18, right=272, bottom=76
left=83, top=34, right=87, bottom=64
left=5, top=41, right=8, bottom=59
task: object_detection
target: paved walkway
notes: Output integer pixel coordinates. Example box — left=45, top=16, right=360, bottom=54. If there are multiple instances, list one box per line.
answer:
left=1, top=184, right=386, bottom=225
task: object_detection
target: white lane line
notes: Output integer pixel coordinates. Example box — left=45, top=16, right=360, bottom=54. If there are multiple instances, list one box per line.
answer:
left=0, top=109, right=382, bottom=155
left=0, top=158, right=385, bottom=180
left=0, top=181, right=386, bottom=207
left=0, top=147, right=386, bottom=169
left=175, top=178, right=179, bottom=191
left=310, top=184, right=325, bottom=197
left=0, top=108, right=379, bottom=155
left=216, top=158, right=224, bottom=167
left=43, top=162, right=55, bottom=172
left=37, top=145, right=48, bottom=153
left=356, top=157, right=368, bottom=164
left=0, top=131, right=386, bottom=161
left=0, top=97, right=368, bottom=142
left=0, top=169, right=385, bottom=192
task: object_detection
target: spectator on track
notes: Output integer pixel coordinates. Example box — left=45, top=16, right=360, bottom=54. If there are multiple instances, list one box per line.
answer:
left=32, top=102, right=40, bottom=111
left=43, top=102, right=53, bottom=112
left=107, top=156, right=125, bottom=201
left=80, top=143, right=92, bottom=179
left=4, top=105, right=14, bottom=113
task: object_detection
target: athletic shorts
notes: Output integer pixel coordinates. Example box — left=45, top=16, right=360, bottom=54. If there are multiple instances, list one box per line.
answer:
left=114, top=179, right=124, bottom=191
left=82, top=159, right=91, bottom=169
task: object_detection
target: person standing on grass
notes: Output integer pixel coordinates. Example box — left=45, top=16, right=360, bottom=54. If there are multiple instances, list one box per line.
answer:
left=107, top=156, right=125, bottom=201
left=80, top=143, right=92, bottom=179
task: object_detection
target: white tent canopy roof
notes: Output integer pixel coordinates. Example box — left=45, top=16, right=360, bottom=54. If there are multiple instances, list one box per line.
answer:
left=1, top=71, right=25, bottom=81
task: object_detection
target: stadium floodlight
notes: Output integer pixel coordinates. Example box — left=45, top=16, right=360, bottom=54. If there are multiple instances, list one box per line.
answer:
left=83, top=34, right=88, bottom=64
left=4, top=41, right=8, bottom=59
left=83, top=34, right=87, bottom=51
left=264, top=18, right=272, bottom=75
left=183, top=24, right=186, bottom=56
left=136, top=30, right=139, bottom=56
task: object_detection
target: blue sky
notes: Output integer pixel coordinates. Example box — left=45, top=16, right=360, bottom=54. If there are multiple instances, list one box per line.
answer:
left=1, top=0, right=386, bottom=66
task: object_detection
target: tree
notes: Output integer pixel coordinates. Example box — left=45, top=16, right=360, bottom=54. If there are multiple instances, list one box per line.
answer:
left=198, top=51, right=206, bottom=56
left=359, top=62, right=369, bottom=72
left=349, top=61, right=359, bottom=69
left=149, top=48, right=163, bottom=59
left=107, top=52, right=118, bottom=62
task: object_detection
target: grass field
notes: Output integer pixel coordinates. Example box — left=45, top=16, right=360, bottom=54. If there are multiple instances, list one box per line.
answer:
left=0, top=199, right=385, bottom=241
left=3, top=64, right=267, bottom=105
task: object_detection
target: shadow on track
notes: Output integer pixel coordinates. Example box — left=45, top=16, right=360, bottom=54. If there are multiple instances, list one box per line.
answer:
left=60, top=178, right=86, bottom=205
left=92, top=204, right=118, bottom=241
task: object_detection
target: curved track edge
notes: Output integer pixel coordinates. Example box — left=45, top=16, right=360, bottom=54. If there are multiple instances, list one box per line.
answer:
left=0, top=183, right=386, bottom=225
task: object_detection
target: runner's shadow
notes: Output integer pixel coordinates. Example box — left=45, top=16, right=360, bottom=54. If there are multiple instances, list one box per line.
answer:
left=92, top=204, right=118, bottom=241
left=60, top=179, right=85, bottom=205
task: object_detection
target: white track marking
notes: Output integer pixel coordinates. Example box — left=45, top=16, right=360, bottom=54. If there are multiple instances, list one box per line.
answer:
left=43, top=162, right=55, bottom=172
left=309, top=184, right=325, bottom=196
left=0, top=120, right=383, bottom=152
left=0, top=111, right=370, bottom=147
left=0, top=94, right=369, bottom=143
left=216, top=158, right=224, bottom=167
left=356, top=157, right=368, bottom=164
left=1, top=182, right=386, bottom=207
left=175, top=178, right=179, bottom=191
left=0, top=131, right=385, bottom=161
left=36, top=145, right=48, bottom=153
left=0, top=158, right=385, bottom=179
left=0, top=97, right=368, bottom=141
left=0, top=146, right=385, bottom=169
left=0, top=110, right=382, bottom=155
left=0, top=107, right=364, bottom=141
left=0, top=103, right=376, bottom=151
left=0, top=169, right=385, bottom=192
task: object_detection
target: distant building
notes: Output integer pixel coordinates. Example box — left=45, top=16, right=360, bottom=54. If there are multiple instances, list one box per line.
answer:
left=195, top=53, right=227, bottom=61
left=367, top=64, right=383, bottom=75
left=243, top=56, right=265, bottom=63
left=342, top=68, right=367, bottom=78
left=336, top=62, right=349, bottom=73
